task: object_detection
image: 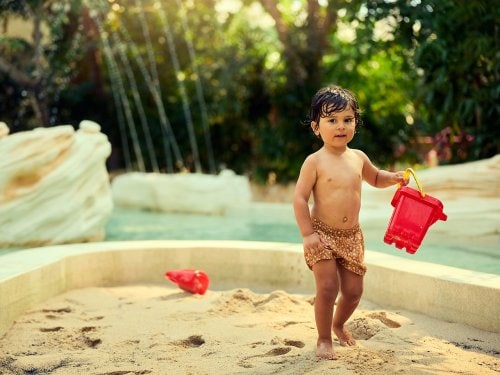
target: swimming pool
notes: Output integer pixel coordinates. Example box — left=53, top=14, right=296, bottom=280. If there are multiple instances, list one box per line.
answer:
left=102, top=202, right=500, bottom=276
left=1, top=199, right=498, bottom=276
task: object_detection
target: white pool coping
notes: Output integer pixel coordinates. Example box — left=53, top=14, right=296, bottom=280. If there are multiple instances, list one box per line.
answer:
left=1, top=240, right=499, bottom=337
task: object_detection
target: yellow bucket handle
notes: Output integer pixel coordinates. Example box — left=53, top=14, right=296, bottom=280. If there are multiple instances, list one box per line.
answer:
left=399, top=168, right=425, bottom=197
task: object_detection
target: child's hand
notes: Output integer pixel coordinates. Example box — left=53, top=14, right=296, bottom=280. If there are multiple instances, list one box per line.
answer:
left=303, top=232, right=324, bottom=253
left=394, top=171, right=409, bottom=186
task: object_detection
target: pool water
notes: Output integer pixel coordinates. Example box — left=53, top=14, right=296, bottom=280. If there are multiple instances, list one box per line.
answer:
left=103, top=204, right=500, bottom=276
left=1, top=202, right=497, bottom=276
left=105, top=206, right=302, bottom=243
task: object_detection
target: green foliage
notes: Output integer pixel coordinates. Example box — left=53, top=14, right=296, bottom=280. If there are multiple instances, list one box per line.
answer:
left=0, top=0, right=87, bottom=129
left=323, top=27, right=420, bottom=167
left=362, top=0, right=499, bottom=163
left=1, top=0, right=497, bottom=180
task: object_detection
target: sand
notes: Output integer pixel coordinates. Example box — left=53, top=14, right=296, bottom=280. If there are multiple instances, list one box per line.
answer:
left=0, top=284, right=498, bottom=374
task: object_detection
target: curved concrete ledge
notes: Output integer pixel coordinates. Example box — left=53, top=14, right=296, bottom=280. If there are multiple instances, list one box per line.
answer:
left=0, top=240, right=499, bottom=337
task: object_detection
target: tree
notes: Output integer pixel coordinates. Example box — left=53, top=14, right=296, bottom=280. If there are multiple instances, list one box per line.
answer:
left=0, top=0, right=88, bottom=129
left=362, top=0, right=499, bottom=162
left=238, top=0, right=366, bottom=181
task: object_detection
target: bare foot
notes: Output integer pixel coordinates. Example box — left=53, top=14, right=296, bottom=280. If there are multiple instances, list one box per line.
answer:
left=332, top=326, right=356, bottom=346
left=316, top=339, right=338, bottom=360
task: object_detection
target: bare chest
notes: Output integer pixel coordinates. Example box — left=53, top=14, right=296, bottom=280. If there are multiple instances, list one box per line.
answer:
left=316, top=157, right=363, bottom=190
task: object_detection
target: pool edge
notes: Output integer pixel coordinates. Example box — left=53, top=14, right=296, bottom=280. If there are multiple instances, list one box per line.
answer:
left=1, top=240, right=499, bottom=337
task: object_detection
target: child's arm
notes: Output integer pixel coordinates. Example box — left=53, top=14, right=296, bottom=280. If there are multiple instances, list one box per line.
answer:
left=293, top=156, right=316, bottom=237
left=355, top=150, right=408, bottom=188
left=373, top=169, right=408, bottom=188
left=293, top=155, right=324, bottom=251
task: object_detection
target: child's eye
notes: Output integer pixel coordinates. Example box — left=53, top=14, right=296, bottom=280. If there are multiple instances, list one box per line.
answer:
left=329, top=119, right=337, bottom=123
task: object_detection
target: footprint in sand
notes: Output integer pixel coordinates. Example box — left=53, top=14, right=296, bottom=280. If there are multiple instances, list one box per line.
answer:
left=263, top=347, right=292, bottom=356
left=270, top=320, right=311, bottom=330
left=42, top=307, right=72, bottom=314
left=171, top=335, right=205, bottom=348
left=80, top=326, right=97, bottom=333
left=42, top=307, right=73, bottom=321
left=249, top=341, right=266, bottom=348
left=367, top=312, right=401, bottom=328
left=115, top=339, right=141, bottom=348
left=241, top=347, right=292, bottom=363
left=78, top=326, right=102, bottom=348
left=84, top=315, right=104, bottom=322
left=31, top=322, right=102, bottom=350
left=283, top=339, right=305, bottom=348
left=39, top=326, right=64, bottom=332
left=271, top=337, right=306, bottom=349
left=82, top=337, right=101, bottom=348
left=238, top=346, right=293, bottom=368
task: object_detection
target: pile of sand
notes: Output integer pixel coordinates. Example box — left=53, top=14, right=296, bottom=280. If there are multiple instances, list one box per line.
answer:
left=0, top=285, right=497, bottom=374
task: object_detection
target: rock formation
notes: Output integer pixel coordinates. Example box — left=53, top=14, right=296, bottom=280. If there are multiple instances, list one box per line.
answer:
left=0, top=121, right=113, bottom=247
left=111, top=169, right=252, bottom=215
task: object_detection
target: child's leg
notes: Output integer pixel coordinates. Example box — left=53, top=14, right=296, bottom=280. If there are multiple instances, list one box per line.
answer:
left=332, top=265, right=364, bottom=346
left=312, top=259, right=339, bottom=359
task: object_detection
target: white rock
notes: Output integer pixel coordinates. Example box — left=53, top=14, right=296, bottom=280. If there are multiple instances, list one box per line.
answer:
left=79, top=120, right=101, bottom=133
left=112, top=169, right=252, bottom=215
left=416, top=154, right=500, bottom=197
left=0, top=122, right=9, bottom=138
left=0, top=121, right=113, bottom=247
left=363, top=154, right=500, bottom=201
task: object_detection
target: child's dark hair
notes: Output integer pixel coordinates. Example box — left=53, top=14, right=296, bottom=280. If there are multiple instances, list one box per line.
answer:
left=304, top=85, right=363, bottom=131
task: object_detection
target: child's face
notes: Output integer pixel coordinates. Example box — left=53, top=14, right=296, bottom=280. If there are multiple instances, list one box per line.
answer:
left=311, top=106, right=356, bottom=147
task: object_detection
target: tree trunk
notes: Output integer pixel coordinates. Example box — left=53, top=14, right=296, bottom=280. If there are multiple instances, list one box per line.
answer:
left=258, top=0, right=338, bottom=90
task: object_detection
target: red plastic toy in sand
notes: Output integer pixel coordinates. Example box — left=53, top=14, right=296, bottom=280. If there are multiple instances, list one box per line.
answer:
left=384, top=168, right=447, bottom=254
left=165, top=269, right=210, bottom=295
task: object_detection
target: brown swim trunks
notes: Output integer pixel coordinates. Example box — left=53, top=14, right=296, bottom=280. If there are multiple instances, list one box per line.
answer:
left=304, top=217, right=366, bottom=276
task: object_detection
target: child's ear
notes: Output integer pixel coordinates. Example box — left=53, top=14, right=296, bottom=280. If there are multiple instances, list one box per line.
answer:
left=311, top=121, right=319, bottom=135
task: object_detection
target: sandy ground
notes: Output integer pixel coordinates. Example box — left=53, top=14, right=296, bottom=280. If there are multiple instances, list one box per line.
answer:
left=0, top=285, right=498, bottom=375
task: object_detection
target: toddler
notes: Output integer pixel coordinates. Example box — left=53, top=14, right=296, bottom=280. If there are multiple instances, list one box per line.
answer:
left=293, top=85, right=408, bottom=360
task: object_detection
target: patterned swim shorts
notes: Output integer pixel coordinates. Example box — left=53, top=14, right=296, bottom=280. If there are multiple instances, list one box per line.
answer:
left=304, top=217, right=366, bottom=276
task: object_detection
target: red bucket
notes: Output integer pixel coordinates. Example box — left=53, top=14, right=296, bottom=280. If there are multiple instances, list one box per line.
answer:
left=384, top=168, right=447, bottom=254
